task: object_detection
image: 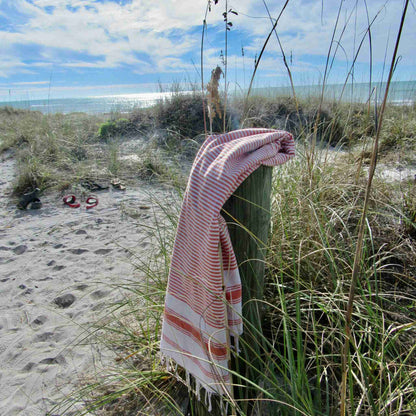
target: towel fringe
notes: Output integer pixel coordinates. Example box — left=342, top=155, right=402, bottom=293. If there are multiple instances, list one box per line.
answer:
left=232, top=334, right=240, bottom=354
left=160, top=353, right=179, bottom=379
left=161, top=352, right=226, bottom=413
left=185, top=370, right=191, bottom=391
left=218, top=396, right=230, bottom=415
left=195, top=379, right=202, bottom=401
left=205, top=389, right=213, bottom=412
left=224, top=399, right=229, bottom=415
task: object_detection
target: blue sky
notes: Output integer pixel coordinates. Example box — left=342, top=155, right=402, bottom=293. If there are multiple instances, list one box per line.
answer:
left=0, top=0, right=415, bottom=101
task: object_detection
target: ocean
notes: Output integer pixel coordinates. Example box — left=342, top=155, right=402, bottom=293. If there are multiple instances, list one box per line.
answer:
left=252, top=80, right=416, bottom=105
left=0, top=91, right=179, bottom=115
left=1, top=81, right=414, bottom=115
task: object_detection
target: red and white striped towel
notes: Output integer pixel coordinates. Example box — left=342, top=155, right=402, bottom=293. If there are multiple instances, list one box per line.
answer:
left=160, top=128, right=295, bottom=403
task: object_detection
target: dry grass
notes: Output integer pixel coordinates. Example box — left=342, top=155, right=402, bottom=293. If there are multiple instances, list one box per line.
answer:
left=1, top=97, right=415, bottom=415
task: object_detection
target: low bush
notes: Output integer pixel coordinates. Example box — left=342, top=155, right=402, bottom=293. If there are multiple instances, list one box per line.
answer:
left=97, top=118, right=135, bottom=141
left=234, top=95, right=348, bottom=146
left=0, top=109, right=105, bottom=194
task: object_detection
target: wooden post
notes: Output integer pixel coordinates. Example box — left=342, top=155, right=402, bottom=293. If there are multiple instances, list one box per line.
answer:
left=189, top=165, right=273, bottom=415
left=222, top=165, right=273, bottom=415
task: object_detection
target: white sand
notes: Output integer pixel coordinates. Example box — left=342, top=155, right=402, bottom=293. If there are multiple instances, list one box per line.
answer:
left=0, top=152, right=174, bottom=415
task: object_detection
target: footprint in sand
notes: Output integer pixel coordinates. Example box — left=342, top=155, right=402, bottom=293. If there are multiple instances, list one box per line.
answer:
left=94, top=248, right=112, bottom=255
left=90, top=290, right=109, bottom=300
left=34, top=331, right=61, bottom=342
left=53, top=294, right=76, bottom=308
left=75, top=229, right=88, bottom=235
left=12, top=245, right=27, bottom=255
left=0, top=257, right=15, bottom=264
left=39, top=356, right=66, bottom=365
left=52, top=265, right=66, bottom=271
left=32, top=315, right=47, bottom=326
left=38, top=276, right=53, bottom=281
left=68, top=248, right=89, bottom=255
left=19, top=288, right=34, bottom=296
left=22, top=362, right=37, bottom=372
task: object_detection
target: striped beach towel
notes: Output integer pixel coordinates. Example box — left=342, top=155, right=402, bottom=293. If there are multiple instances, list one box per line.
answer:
left=160, top=128, right=295, bottom=405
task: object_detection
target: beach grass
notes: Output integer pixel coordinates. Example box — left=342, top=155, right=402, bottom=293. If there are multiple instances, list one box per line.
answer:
left=2, top=95, right=415, bottom=198
left=0, top=105, right=190, bottom=196
left=6, top=92, right=410, bottom=415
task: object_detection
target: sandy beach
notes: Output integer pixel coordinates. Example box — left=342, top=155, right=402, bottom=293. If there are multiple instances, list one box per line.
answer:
left=0, top=148, right=175, bottom=415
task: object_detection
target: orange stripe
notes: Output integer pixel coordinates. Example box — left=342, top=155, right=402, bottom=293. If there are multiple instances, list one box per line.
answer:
left=164, top=310, right=228, bottom=359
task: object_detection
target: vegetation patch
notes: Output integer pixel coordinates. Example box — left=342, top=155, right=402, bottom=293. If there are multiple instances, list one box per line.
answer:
left=97, top=118, right=135, bottom=141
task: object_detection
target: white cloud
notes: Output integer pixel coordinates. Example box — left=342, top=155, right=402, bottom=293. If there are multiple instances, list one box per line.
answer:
left=0, top=0, right=414, bottom=81
left=0, top=0, right=209, bottom=76
left=12, top=80, right=50, bottom=85
left=0, top=57, right=34, bottom=77
left=238, top=0, right=416, bottom=65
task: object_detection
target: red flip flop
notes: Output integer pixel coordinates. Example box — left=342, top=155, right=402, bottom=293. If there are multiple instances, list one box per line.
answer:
left=63, top=195, right=80, bottom=208
left=86, top=196, right=98, bottom=210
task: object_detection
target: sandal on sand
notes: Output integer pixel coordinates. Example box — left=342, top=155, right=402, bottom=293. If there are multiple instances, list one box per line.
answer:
left=30, top=198, right=42, bottom=210
left=80, top=180, right=109, bottom=192
left=111, top=178, right=126, bottom=191
left=63, top=195, right=81, bottom=208
left=17, top=188, right=41, bottom=210
left=86, top=196, right=98, bottom=210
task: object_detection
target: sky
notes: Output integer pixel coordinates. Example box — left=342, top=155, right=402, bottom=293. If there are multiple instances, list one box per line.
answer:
left=0, top=0, right=415, bottom=101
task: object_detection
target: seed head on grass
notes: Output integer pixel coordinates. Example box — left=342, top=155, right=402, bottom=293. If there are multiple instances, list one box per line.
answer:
left=206, top=66, right=223, bottom=133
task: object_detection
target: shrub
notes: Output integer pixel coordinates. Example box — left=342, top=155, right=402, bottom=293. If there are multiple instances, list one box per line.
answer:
left=154, top=93, right=222, bottom=139
left=237, top=95, right=301, bottom=131
left=97, top=118, right=134, bottom=140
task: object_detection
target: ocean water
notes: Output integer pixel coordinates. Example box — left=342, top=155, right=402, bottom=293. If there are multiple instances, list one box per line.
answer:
left=253, top=80, right=416, bottom=105
left=0, top=91, right=179, bottom=115
left=1, top=81, right=414, bottom=115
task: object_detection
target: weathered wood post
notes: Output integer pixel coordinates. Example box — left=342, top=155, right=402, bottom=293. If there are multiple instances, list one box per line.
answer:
left=222, top=165, right=273, bottom=416
left=189, top=165, right=273, bottom=416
